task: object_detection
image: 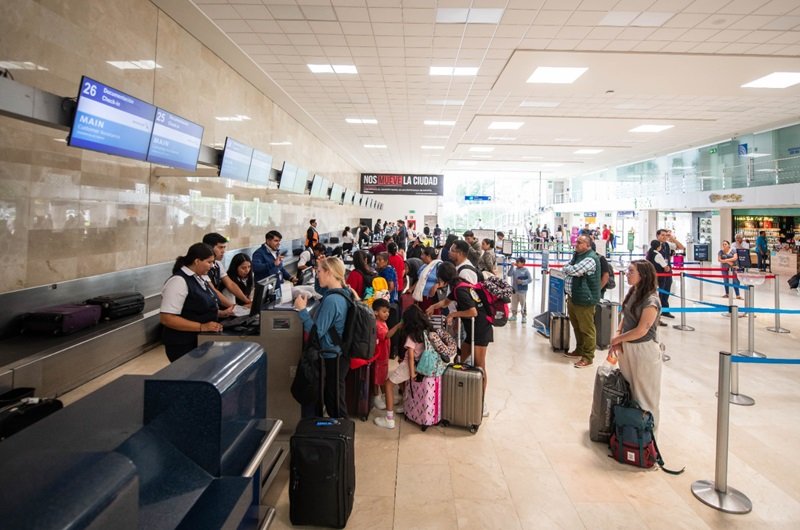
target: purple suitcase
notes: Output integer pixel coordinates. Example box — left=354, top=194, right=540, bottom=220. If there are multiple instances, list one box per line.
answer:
left=403, top=375, right=441, bottom=431
left=23, top=303, right=102, bottom=335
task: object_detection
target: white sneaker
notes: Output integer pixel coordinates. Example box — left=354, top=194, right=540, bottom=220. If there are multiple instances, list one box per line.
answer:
left=373, top=415, right=395, bottom=429
left=521, top=317, right=527, bottom=324
left=394, top=403, right=404, bottom=414
left=482, top=403, right=489, bottom=417
left=373, top=394, right=386, bottom=410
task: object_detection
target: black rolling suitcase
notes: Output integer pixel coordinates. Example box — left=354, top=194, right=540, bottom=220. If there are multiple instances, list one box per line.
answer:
left=549, top=312, right=570, bottom=352
left=345, top=362, right=373, bottom=421
left=290, top=357, right=355, bottom=528
left=86, top=292, right=145, bottom=320
left=0, top=396, right=63, bottom=440
left=594, top=300, right=616, bottom=350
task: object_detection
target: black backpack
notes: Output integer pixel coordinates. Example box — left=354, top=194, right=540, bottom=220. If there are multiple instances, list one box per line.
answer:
left=329, top=291, right=377, bottom=361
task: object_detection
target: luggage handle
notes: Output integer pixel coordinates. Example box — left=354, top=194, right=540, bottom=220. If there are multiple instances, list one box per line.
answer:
left=456, top=316, right=476, bottom=366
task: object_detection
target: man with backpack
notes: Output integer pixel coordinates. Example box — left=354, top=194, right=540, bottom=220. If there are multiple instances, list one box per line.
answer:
left=449, top=239, right=482, bottom=283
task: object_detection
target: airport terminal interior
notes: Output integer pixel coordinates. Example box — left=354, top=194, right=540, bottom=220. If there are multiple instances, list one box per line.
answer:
left=2, top=0, right=800, bottom=528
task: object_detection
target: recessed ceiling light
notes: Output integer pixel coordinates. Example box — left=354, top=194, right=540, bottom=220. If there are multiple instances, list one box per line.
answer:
left=106, top=60, right=161, bottom=70
left=308, top=64, right=334, bottom=73
left=332, top=64, right=357, bottom=74
left=574, top=149, right=604, bottom=155
left=429, top=66, right=478, bottom=76
left=364, top=144, right=387, bottom=149
left=424, top=120, right=455, bottom=126
left=421, top=145, right=445, bottom=150
left=346, top=118, right=378, bottom=124
left=488, top=136, right=516, bottom=141
left=469, top=146, right=494, bottom=153
left=436, top=8, right=504, bottom=24
left=216, top=115, right=251, bottom=122
left=489, top=121, right=524, bottom=130
left=520, top=100, right=560, bottom=108
left=427, top=99, right=465, bottom=105
left=527, top=67, right=587, bottom=84
left=629, top=124, right=674, bottom=133
left=741, top=72, right=800, bottom=89
left=270, top=141, right=292, bottom=146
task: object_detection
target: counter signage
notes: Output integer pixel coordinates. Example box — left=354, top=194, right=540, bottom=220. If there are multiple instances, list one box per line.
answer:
left=548, top=269, right=565, bottom=314
left=693, top=244, right=710, bottom=261
left=361, top=173, right=444, bottom=196
left=68, top=75, right=156, bottom=161
left=147, top=108, right=204, bottom=171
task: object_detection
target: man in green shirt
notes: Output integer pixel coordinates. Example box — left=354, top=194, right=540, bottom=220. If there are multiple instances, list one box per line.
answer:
left=563, top=235, right=601, bottom=368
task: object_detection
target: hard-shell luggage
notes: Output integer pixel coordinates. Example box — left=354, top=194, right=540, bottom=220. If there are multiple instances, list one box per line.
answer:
left=549, top=312, right=570, bottom=353
left=403, top=375, right=442, bottom=431
left=345, top=363, right=373, bottom=421
left=441, top=318, right=483, bottom=434
left=0, top=397, right=63, bottom=440
left=594, top=300, right=616, bottom=350
left=589, top=365, right=630, bottom=443
left=290, top=417, right=355, bottom=528
left=86, top=292, right=145, bottom=320
left=441, top=364, right=483, bottom=434
left=22, top=304, right=102, bottom=335
left=290, top=356, right=355, bottom=528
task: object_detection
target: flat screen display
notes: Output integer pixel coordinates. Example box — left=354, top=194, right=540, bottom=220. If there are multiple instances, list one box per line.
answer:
left=68, top=75, right=156, bottom=161
left=354, top=193, right=362, bottom=206
left=146, top=108, right=204, bottom=171
left=279, top=161, right=297, bottom=191
left=248, top=149, right=273, bottom=185
left=294, top=168, right=309, bottom=194
left=330, top=183, right=344, bottom=204
left=320, top=178, right=330, bottom=198
left=219, top=138, right=253, bottom=181
left=310, top=174, right=324, bottom=197
left=344, top=189, right=354, bottom=205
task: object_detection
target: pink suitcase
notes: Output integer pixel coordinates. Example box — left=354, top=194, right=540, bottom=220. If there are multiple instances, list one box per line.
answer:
left=403, top=375, right=441, bottom=431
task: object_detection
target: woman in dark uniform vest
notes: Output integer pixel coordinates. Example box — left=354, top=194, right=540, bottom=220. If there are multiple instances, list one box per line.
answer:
left=160, top=243, right=226, bottom=362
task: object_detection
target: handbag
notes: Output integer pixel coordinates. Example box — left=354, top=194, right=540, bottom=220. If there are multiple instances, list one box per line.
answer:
left=290, top=326, right=324, bottom=406
left=415, top=333, right=448, bottom=378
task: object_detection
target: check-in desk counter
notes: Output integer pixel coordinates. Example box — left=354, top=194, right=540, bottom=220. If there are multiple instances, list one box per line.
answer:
left=0, top=342, right=283, bottom=529
left=199, top=300, right=318, bottom=436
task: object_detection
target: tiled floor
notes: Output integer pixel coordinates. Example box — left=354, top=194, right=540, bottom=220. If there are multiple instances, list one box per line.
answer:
left=61, top=276, right=800, bottom=529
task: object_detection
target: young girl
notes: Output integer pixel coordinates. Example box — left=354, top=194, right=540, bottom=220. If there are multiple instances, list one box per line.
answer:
left=374, top=304, right=434, bottom=429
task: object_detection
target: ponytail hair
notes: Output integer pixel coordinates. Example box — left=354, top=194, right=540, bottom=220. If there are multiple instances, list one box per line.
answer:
left=173, top=242, right=214, bottom=274
left=318, top=257, right=346, bottom=287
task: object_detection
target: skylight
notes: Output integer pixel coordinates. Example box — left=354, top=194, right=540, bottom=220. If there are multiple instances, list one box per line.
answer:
left=527, top=67, right=587, bottom=84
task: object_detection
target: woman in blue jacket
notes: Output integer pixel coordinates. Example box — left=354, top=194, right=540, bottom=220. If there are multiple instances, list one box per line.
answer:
left=294, top=256, right=351, bottom=418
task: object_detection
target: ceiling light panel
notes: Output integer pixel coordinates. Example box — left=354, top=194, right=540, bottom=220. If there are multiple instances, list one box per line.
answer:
left=599, top=11, right=640, bottom=26
left=436, top=8, right=468, bottom=23
left=424, top=120, right=456, bottom=126
left=488, top=121, right=524, bottom=130
left=346, top=118, right=378, bottom=124
left=527, top=66, right=588, bottom=84
left=629, top=124, right=674, bottom=133
left=436, top=8, right=504, bottom=24
left=741, top=72, right=800, bottom=89
left=308, top=64, right=334, bottom=73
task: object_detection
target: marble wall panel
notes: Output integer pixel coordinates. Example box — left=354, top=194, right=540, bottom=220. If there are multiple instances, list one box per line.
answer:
left=0, top=0, right=365, bottom=291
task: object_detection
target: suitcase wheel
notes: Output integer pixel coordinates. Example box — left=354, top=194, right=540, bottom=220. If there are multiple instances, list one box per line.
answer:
left=421, top=425, right=427, bottom=432
left=441, top=420, right=450, bottom=427
left=469, top=425, right=478, bottom=434
left=360, top=415, right=368, bottom=422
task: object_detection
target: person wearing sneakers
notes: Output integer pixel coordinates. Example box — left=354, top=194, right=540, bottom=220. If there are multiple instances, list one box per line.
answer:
left=374, top=305, right=434, bottom=429
left=508, top=257, right=531, bottom=323
left=563, top=235, right=601, bottom=368
left=371, top=298, right=402, bottom=411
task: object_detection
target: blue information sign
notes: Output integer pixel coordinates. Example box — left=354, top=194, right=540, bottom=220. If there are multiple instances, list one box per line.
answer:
left=147, top=108, right=204, bottom=171
left=548, top=270, right=566, bottom=314
left=465, top=195, right=492, bottom=201
left=219, top=138, right=253, bottom=181
left=247, top=149, right=273, bottom=185
left=68, top=76, right=156, bottom=161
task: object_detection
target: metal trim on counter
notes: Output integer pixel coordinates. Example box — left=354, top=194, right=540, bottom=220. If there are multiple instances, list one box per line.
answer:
left=245, top=419, right=284, bottom=478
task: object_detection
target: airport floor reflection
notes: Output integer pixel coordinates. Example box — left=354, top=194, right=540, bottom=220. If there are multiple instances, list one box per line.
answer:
left=62, top=280, right=800, bottom=529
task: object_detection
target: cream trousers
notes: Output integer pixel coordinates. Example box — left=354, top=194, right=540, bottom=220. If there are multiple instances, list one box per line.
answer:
left=618, top=339, right=662, bottom=432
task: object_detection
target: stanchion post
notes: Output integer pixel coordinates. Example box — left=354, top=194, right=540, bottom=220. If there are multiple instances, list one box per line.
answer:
left=617, top=269, right=625, bottom=304
left=691, top=305, right=753, bottom=513
left=737, top=285, right=766, bottom=359
left=699, top=276, right=704, bottom=302
left=766, top=274, right=790, bottom=333
left=673, top=272, right=695, bottom=331
left=529, top=265, right=536, bottom=317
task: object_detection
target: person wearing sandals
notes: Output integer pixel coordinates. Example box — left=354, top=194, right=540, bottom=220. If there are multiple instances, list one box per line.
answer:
left=608, top=260, right=663, bottom=432
left=718, top=240, right=742, bottom=299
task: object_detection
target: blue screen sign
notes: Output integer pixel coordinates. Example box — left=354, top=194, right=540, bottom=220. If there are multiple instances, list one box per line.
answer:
left=219, top=138, right=253, bottom=181
left=69, top=76, right=156, bottom=161
left=147, top=108, right=204, bottom=171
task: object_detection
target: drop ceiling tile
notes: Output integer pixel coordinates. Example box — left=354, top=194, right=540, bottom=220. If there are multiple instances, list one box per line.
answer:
left=351, top=46, right=379, bottom=56
left=664, top=12, right=709, bottom=27
left=603, top=40, right=638, bottom=51
left=567, top=11, right=607, bottom=26
left=300, top=5, right=338, bottom=20
left=584, top=26, right=624, bottom=39
left=769, top=31, right=800, bottom=44
left=240, top=43, right=274, bottom=54
left=690, top=41, right=727, bottom=53
left=544, top=0, right=581, bottom=9
left=500, top=9, right=539, bottom=25
left=308, top=21, right=344, bottom=34
left=577, top=0, right=618, bottom=9
left=380, top=35, right=405, bottom=47
left=403, top=8, right=435, bottom=22
left=614, top=0, right=658, bottom=10
left=435, top=25, right=466, bottom=36
left=761, top=16, right=800, bottom=30
left=729, top=15, right=781, bottom=30
left=617, top=27, right=657, bottom=40
left=778, top=44, right=800, bottom=55
left=740, top=30, right=781, bottom=43
left=748, top=43, right=789, bottom=54
left=404, top=26, right=433, bottom=38
left=262, top=33, right=290, bottom=44
left=198, top=5, right=241, bottom=19
left=547, top=39, right=580, bottom=49
left=724, top=0, right=771, bottom=15
left=649, top=0, right=693, bottom=9
left=233, top=5, right=273, bottom=19
left=679, top=27, right=720, bottom=40
left=230, top=32, right=264, bottom=45
left=518, top=38, right=552, bottom=48
left=760, top=0, right=800, bottom=15
left=346, top=34, right=377, bottom=46
left=335, top=6, right=370, bottom=21
left=369, top=7, right=403, bottom=22
left=534, top=10, right=573, bottom=25
left=267, top=5, right=305, bottom=20
left=660, top=41, right=697, bottom=52
left=496, top=24, right=530, bottom=38
left=278, top=20, right=314, bottom=33
left=317, top=34, right=348, bottom=46
left=633, top=40, right=669, bottom=52
left=574, top=39, right=611, bottom=50
left=215, top=19, right=253, bottom=32
left=340, top=21, right=374, bottom=34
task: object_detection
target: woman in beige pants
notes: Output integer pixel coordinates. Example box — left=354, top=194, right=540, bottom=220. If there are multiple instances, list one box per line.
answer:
left=609, top=260, right=663, bottom=431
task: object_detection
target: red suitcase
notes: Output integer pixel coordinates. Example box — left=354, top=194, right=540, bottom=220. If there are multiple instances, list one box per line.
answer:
left=23, top=303, right=102, bottom=335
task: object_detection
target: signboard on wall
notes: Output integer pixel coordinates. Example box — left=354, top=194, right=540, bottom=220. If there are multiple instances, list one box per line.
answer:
left=361, top=173, right=444, bottom=195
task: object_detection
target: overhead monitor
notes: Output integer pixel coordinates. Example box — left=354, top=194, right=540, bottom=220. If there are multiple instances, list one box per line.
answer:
left=329, top=183, right=344, bottom=204
left=310, top=174, right=325, bottom=197
left=343, top=189, right=355, bottom=205
left=294, top=167, right=310, bottom=194
left=248, top=149, right=273, bottom=185
left=278, top=161, right=297, bottom=192
left=219, top=137, right=253, bottom=181
left=354, top=193, right=362, bottom=206
left=68, top=75, right=156, bottom=161
left=320, top=177, right=331, bottom=198
left=146, top=108, right=204, bottom=171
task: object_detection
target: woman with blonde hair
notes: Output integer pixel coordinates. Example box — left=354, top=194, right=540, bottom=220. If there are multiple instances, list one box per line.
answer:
left=294, top=256, right=351, bottom=418
left=608, top=260, right=663, bottom=430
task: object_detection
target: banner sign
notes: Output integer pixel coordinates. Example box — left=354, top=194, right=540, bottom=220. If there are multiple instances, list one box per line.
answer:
left=361, top=173, right=444, bottom=196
